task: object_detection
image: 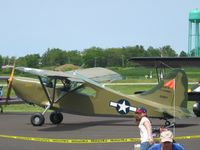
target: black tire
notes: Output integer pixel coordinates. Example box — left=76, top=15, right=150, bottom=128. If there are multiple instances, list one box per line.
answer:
left=50, top=112, right=63, bottom=124
left=165, top=120, right=171, bottom=127
left=193, top=103, right=200, bottom=117
left=31, top=113, right=45, bottom=126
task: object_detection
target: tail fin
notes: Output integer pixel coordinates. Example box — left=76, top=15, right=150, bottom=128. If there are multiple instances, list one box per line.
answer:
left=139, top=69, right=188, bottom=109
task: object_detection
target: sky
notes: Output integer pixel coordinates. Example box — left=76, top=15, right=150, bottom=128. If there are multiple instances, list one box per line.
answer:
left=0, top=0, right=199, bottom=57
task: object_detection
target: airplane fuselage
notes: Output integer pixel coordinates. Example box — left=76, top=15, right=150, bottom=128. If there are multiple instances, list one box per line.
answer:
left=12, top=76, right=163, bottom=118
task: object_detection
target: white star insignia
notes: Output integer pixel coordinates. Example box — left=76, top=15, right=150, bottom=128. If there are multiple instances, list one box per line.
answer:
left=118, top=100, right=129, bottom=113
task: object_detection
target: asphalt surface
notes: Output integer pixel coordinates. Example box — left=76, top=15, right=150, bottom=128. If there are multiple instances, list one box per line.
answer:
left=0, top=112, right=199, bottom=150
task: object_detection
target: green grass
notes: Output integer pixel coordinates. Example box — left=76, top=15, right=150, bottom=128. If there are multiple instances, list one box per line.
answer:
left=2, top=104, right=44, bottom=112
left=107, top=85, right=153, bottom=94
left=111, top=67, right=200, bottom=82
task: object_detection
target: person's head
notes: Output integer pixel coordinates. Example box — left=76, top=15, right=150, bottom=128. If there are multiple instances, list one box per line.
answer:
left=135, top=107, right=147, bottom=120
left=160, top=130, right=173, bottom=143
left=160, top=130, right=174, bottom=150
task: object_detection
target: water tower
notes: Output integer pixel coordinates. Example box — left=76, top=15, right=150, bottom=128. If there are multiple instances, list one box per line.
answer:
left=188, top=9, right=200, bottom=56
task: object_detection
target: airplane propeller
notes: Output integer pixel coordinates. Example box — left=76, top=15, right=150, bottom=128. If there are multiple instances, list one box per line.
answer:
left=6, top=63, right=15, bottom=103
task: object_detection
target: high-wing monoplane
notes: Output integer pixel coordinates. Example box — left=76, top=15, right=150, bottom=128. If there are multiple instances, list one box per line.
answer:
left=129, top=57, right=200, bottom=117
left=2, top=66, right=194, bottom=126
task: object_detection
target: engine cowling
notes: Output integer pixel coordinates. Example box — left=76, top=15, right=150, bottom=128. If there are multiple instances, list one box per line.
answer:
left=193, top=103, right=200, bottom=117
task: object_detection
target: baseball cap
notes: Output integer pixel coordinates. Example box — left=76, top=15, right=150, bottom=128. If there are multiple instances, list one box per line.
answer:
left=135, top=107, right=147, bottom=114
left=160, top=130, right=173, bottom=143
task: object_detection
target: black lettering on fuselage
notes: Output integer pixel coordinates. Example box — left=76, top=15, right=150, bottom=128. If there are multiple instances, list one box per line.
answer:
left=160, top=95, right=168, bottom=99
left=161, top=88, right=171, bottom=93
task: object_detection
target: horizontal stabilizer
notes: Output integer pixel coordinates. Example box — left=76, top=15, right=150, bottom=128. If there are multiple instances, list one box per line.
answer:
left=188, top=92, right=200, bottom=101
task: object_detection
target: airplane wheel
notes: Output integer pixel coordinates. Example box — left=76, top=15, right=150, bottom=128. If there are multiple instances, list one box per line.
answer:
left=31, top=113, right=45, bottom=126
left=165, top=120, right=171, bottom=127
left=50, top=112, right=63, bottom=124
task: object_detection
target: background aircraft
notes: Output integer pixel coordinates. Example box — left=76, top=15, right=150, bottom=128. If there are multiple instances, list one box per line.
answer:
left=1, top=66, right=194, bottom=126
left=129, top=57, right=200, bottom=117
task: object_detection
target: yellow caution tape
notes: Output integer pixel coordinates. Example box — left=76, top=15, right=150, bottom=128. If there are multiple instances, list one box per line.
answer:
left=0, top=134, right=199, bottom=144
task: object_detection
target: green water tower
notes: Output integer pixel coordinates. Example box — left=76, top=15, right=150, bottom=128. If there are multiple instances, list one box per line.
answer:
left=188, top=9, right=200, bottom=56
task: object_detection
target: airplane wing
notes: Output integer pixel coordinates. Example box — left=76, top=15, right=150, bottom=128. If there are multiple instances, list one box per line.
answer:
left=16, top=67, right=77, bottom=79
left=16, top=67, right=122, bottom=82
left=68, top=67, right=122, bottom=82
left=129, top=57, right=200, bottom=68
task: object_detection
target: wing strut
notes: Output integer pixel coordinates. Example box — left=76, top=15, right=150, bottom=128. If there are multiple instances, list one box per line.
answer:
left=38, top=76, right=71, bottom=107
left=38, top=76, right=54, bottom=106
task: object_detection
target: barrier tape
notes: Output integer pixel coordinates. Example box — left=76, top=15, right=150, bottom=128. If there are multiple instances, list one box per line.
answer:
left=0, top=134, right=199, bottom=144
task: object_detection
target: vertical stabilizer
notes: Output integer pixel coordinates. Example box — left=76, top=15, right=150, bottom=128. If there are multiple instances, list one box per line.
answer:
left=138, top=69, right=188, bottom=109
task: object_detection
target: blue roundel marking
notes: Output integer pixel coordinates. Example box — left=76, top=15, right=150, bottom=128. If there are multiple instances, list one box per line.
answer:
left=116, top=99, right=130, bottom=115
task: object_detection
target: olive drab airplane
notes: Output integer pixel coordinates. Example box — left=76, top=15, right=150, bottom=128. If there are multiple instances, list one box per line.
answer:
left=1, top=66, right=194, bottom=126
left=129, top=57, right=200, bottom=117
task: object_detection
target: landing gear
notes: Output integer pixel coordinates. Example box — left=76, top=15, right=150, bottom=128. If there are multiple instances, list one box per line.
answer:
left=30, top=111, right=63, bottom=126
left=193, top=102, right=200, bottom=117
left=50, top=111, right=63, bottom=124
left=163, top=119, right=175, bottom=128
left=31, top=113, right=45, bottom=126
left=164, top=120, right=171, bottom=127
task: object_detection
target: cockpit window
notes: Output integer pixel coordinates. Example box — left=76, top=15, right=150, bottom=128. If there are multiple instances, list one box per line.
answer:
left=76, top=86, right=97, bottom=97
left=41, top=77, right=53, bottom=88
left=41, top=77, right=80, bottom=92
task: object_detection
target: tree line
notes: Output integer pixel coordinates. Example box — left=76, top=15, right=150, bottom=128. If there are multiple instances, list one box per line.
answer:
left=0, top=45, right=188, bottom=68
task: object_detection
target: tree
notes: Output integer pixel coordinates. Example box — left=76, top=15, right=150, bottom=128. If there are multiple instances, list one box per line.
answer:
left=16, top=54, right=40, bottom=68
left=127, top=45, right=147, bottom=57
left=16, top=57, right=26, bottom=67
left=3, top=56, right=9, bottom=65
left=0, top=55, right=3, bottom=67
left=66, top=50, right=83, bottom=66
left=41, top=48, right=68, bottom=66
left=160, top=45, right=177, bottom=57
left=82, top=47, right=105, bottom=67
left=105, top=48, right=123, bottom=67
left=146, top=46, right=161, bottom=57
left=179, top=51, right=188, bottom=57
left=25, top=54, right=40, bottom=68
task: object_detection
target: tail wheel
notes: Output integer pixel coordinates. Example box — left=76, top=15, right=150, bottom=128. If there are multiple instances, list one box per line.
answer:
left=165, top=120, right=171, bottom=127
left=50, top=112, right=63, bottom=124
left=31, top=113, right=45, bottom=126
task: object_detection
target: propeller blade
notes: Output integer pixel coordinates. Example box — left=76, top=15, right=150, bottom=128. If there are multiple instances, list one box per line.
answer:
left=6, top=64, right=15, bottom=103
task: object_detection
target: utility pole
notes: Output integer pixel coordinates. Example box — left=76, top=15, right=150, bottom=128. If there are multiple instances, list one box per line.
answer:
left=121, top=55, right=125, bottom=67
left=94, top=57, right=97, bottom=67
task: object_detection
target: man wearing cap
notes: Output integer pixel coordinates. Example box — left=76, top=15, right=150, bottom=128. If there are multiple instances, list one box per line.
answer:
left=148, top=130, right=185, bottom=150
left=135, top=107, right=154, bottom=150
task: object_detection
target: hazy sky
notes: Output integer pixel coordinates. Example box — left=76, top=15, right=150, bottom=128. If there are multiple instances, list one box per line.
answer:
left=0, top=0, right=199, bottom=57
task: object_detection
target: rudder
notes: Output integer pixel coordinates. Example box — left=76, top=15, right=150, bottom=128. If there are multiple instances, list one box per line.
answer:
left=138, top=69, right=188, bottom=109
